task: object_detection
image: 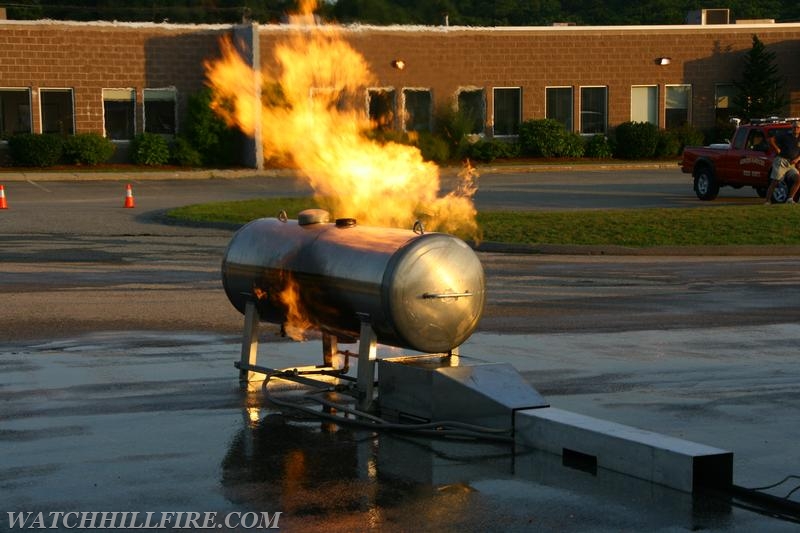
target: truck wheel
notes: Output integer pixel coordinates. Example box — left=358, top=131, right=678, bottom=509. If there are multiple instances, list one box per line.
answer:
left=694, top=168, right=719, bottom=200
left=755, top=187, right=767, bottom=198
left=772, top=181, right=789, bottom=204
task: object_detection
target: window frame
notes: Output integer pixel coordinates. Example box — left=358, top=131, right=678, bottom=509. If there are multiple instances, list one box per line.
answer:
left=456, top=87, right=486, bottom=136
left=630, top=85, right=658, bottom=126
left=0, top=87, right=33, bottom=139
left=102, top=88, right=136, bottom=141
left=367, top=87, right=397, bottom=131
left=492, top=87, right=522, bottom=137
left=143, top=87, right=177, bottom=136
left=714, top=83, right=736, bottom=127
left=579, top=86, right=608, bottom=135
left=40, top=88, right=75, bottom=135
left=402, top=88, right=433, bottom=133
left=546, top=86, right=573, bottom=132
left=666, top=84, right=692, bottom=129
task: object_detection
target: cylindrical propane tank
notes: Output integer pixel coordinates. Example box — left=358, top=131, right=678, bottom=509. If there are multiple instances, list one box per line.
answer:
left=221, top=210, right=485, bottom=353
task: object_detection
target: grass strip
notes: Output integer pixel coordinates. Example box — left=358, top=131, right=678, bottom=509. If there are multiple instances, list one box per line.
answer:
left=167, top=197, right=800, bottom=247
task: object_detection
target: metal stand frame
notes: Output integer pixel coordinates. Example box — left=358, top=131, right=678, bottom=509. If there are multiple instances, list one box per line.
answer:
left=234, top=299, right=361, bottom=395
left=356, top=316, right=378, bottom=411
left=239, top=300, right=260, bottom=384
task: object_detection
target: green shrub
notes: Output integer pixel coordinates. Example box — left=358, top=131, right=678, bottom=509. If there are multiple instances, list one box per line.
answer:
left=171, top=136, right=203, bottom=167
left=465, top=138, right=519, bottom=163
left=433, top=105, right=481, bottom=159
left=673, top=123, right=705, bottom=151
left=709, top=118, right=736, bottom=145
left=366, top=128, right=411, bottom=146
left=416, top=131, right=450, bottom=163
left=562, top=132, right=586, bottom=158
left=613, top=121, right=659, bottom=159
left=62, top=133, right=115, bottom=165
left=584, top=134, right=613, bottom=158
left=131, top=133, right=170, bottom=165
left=8, top=133, right=63, bottom=167
left=655, top=129, right=682, bottom=157
left=183, top=88, right=243, bottom=167
left=519, top=119, right=580, bottom=157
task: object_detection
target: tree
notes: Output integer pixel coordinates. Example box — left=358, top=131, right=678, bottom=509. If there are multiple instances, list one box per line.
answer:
left=4, top=0, right=800, bottom=24
left=731, top=35, right=788, bottom=120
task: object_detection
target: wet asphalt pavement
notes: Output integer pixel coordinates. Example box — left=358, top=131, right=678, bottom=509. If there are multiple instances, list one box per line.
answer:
left=2, top=169, right=800, bottom=532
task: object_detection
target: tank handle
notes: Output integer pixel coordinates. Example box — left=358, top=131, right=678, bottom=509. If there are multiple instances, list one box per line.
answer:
left=277, top=210, right=288, bottom=222
left=413, top=220, right=425, bottom=235
left=422, top=291, right=473, bottom=299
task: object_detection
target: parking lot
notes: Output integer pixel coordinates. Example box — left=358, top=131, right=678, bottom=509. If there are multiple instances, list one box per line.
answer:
left=2, top=169, right=800, bottom=531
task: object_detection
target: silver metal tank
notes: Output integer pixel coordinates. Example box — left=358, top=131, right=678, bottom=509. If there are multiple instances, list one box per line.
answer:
left=221, top=211, right=485, bottom=353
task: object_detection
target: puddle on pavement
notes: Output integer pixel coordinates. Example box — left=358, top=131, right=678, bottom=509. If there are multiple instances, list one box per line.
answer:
left=1, top=330, right=789, bottom=531
left=219, top=402, right=734, bottom=532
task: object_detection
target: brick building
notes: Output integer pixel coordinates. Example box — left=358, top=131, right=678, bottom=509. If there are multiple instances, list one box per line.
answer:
left=1, top=18, right=799, bottom=167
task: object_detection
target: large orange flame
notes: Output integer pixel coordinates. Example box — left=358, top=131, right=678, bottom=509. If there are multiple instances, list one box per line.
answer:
left=204, top=1, right=478, bottom=237
left=277, top=276, right=313, bottom=341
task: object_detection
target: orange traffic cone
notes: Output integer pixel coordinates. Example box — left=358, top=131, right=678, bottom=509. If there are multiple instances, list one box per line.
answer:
left=123, top=183, right=135, bottom=208
left=0, top=185, right=7, bottom=209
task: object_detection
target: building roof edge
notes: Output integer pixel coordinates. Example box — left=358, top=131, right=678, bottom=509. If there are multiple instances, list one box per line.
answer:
left=1, top=18, right=799, bottom=33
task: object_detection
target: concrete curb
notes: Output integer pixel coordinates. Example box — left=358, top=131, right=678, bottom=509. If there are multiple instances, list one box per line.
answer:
left=0, top=168, right=296, bottom=182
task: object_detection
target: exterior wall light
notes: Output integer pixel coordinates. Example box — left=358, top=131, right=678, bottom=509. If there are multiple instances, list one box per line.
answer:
left=391, top=59, right=405, bottom=70
left=655, top=57, right=671, bottom=66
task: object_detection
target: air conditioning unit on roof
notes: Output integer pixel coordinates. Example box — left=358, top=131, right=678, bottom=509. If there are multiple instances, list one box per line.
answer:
left=686, top=9, right=730, bottom=25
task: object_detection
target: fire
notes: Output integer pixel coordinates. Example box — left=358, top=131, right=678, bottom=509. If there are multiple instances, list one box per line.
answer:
left=252, top=281, right=313, bottom=341
left=204, top=0, right=478, bottom=237
left=277, top=276, right=313, bottom=341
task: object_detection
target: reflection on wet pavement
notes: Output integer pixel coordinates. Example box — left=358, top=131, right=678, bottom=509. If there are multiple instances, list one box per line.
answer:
left=1, top=330, right=799, bottom=531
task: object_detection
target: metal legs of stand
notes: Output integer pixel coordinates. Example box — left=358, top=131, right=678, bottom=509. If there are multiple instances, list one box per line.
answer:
left=238, top=301, right=377, bottom=411
left=356, top=317, right=378, bottom=411
left=239, top=300, right=260, bottom=384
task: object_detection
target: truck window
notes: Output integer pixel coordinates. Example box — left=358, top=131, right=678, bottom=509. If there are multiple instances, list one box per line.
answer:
left=731, top=127, right=748, bottom=149
left=747, top=130, right=768, bottom=152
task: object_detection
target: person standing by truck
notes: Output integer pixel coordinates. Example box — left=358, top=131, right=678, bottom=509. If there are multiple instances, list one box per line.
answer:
left=765, top=120, right=800, bottom=204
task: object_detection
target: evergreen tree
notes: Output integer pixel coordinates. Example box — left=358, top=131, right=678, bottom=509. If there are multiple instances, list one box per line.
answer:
left=732, top=35, right=788, bottom=120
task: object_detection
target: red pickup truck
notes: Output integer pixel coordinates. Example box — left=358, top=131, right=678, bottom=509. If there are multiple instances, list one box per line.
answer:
left=680, top=118, right=795, bottom=202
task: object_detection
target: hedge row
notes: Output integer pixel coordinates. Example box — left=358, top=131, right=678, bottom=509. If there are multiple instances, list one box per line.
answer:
left=410, top=116, right=704, bottom=164
left=3, top=107, right=705, bottom=168
left=3, top=88, right=240, bottom=168
left=6, top=132, right=177, bottom=167
left=7, top=133, right=120, bottom=167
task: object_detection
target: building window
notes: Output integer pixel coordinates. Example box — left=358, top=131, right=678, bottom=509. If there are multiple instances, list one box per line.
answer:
left=0, top=88, right=32, bottom=138
left=143, top=87, right=176, bottom=135
left=666, top=85, right=691, bottom=129
left=546, top=87, right=573, bottom=131
left=103, top=88, right=135, bottom=140
left=368, top=88, right=396, bottom=131
left=403, top=88, right=432, bottom=132
left=631, top=86, right=658, bottom=125
left=493, top=87, right=521, bottom=136
left=40, top=88, right=75, bottom=135
left=715, top=83, right=736, bottom=124
left=457, top=88, right=486, bottom=135
left=580, top=86, right=607, bottom=134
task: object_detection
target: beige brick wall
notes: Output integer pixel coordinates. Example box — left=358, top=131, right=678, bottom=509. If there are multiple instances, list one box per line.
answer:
left=1, top=20, right=799, bottom=140
left=0, top=21, right=229, bottom=135
left=259, top=24, right=800, bottom=132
